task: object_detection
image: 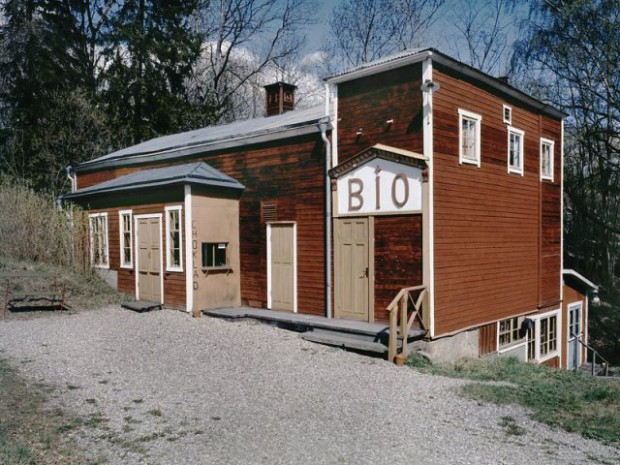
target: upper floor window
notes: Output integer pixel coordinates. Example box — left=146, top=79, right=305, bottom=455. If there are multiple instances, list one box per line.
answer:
left=540, top=138, right=554, bottom=181
left=89, top=212, right=109, bottom=268
left=458, top=109, right=481, bottom=167
left=165, top=206, right=183, bottom=271
left=503, top=105, right=512, bottom=124
left=508, top=126, right=524, bottom=175
left=119, top=210, right=133, bottom=268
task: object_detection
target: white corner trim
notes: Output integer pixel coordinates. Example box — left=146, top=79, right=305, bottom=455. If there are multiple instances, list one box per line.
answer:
left=507, top=126, right=525, bottom=176
left=88, top=212, right=110, bottom=269
left=266, top=224, right=272, bottom=309
left=184, top=185, right=193, bottom=314
left=560, top=120, right=565, bottom=304
left=164, top=205, right=184, bottom=272
left=332, top=85, right=339, bottom=168
left=458, top=108, right=482, bottom=167
left=540, top=137, right=555, bottom=182
left=118, top=210, right=133, bottom=269
left=422, top=57, right=435, bottom=338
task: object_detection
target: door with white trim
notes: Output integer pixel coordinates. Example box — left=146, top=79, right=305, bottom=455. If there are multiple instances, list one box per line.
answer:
left=568, top=302, right=582, bottom=369
left=334, top=218, right=370, bottom=321
left=137, top=217, right=162, bottom=303
left=269, top=224, right=295, bottom=312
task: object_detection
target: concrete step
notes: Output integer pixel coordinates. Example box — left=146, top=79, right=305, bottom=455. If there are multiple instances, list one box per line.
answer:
left=301, top=330, right=389, bottom=355
left=121, top=301, right=162, bottom=313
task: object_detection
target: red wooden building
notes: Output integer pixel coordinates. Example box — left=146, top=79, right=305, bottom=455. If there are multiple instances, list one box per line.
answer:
left=64, top=48, right=595, bottom=365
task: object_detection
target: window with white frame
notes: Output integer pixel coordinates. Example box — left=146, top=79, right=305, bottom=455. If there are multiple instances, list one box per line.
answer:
left=498, top=317, right=521, bottom=347
left=458, top=109, right=481, bottom=166
left=119, top=210, right=132, bottom=268
left=526, top=310, right=560, bottom=362
left=165, top=206, right=183, bottom=271
left=503, top=105, right=512, bottom=124
left=89, top=213, right=109, bottom=268
left=508, top=127, right=524, bottom=175
left=540, top=138, right=554, bottom=181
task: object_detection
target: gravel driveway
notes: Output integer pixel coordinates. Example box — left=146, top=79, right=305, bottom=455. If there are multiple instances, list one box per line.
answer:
left=0, top=306, right=617, bottom=465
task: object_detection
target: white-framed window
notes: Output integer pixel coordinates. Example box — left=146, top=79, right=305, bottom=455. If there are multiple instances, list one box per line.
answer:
left=540, top=138, right=554, bottom=181
left=119, top=210, right=133, bottom=268
left=165, top=206, right=183, bottom=271
left=498, top=317, right=521, bottom=348
left=507, top=126, right=525, bottom=175
left=503, top=104, right=512, bottom=124
left=526, top=309, right=561, bottom=363
left=458, top=109, right=482, bottom=167
left=89, top=212, right=109, bottom=268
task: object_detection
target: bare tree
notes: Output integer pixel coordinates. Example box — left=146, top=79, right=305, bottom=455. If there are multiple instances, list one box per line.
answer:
left=450, top=0, right=517, bottom=75
left=188, top=0, right=317, bottom=123
left=325, top=0, right=444, bottom=71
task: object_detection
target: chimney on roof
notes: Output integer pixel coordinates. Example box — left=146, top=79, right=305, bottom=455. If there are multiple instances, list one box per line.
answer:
left=264, top=82, right=297, bottom=116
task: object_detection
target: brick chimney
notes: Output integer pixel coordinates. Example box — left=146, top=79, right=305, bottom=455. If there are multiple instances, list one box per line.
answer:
left=264, top=82, right=297, bottom=116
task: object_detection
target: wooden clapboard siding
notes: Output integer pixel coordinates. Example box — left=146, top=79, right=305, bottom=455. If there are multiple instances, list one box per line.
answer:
left=85, top=196, right=187, bottom=309
left=478, top=322, right=497, bottom=356
left=432, top=64, right=562, bottom=336
left=76, top=134, right=326, bottom=316
left=337, top=64, right=424, bottom=163
left=373, top=215, right=423, bottom=323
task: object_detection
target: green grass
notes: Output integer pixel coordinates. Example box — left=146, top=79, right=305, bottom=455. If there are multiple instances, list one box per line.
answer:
left=0, top=358, right=94, bottom=464
left=409, top=355, right=620, bottom=446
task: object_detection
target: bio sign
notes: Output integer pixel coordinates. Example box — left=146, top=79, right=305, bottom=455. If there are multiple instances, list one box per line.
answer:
left=336, top=158, right=423, bottom=215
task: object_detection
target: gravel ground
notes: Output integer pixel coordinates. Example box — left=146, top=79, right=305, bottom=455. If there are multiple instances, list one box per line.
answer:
left=0, top=306, right=617, bottom=465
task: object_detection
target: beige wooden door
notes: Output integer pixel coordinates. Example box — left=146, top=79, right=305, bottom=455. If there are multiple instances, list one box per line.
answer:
left=137, top=217, right=162, bottom=303
left=269, top=224, right=295, bottom=311
left=335, top=218, right=370, bottom=321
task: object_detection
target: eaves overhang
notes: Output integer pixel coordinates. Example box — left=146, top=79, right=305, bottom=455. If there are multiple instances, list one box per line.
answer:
left=329, top=144, right=427, bottom=179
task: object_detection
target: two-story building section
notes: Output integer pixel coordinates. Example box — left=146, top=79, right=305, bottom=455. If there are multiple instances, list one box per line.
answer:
left=64, top=48, right=580, bottom=366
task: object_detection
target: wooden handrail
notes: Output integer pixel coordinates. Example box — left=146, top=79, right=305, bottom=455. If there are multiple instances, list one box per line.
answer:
left=387, top=285, right=427, bottom=364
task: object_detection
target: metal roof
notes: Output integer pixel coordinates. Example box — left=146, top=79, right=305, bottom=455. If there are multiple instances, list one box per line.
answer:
left=563, top=269, right=599, bottom=291
left=326, top=48, right=426, bottom=82
left=76, top=105, right=328, bottom=172
left=63, top=162, right=244, bottom=200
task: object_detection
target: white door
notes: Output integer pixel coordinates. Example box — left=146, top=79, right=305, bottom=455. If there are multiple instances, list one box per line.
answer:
left=568, top=303, right=582, bottom=370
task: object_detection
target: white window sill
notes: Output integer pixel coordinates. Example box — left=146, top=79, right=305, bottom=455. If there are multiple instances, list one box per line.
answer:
left=165, top=267, right=183, bottom=273
left=120, top=264, right=133, bottom=270
left=508, top=166, right=524, bottom=176
left=541, top=175, right=554, bottom=182
left=498, top=340, right=527, bottom=354
left=459, top=156, right=481, bottom=167
left=93, top=264, right=110, bottom=270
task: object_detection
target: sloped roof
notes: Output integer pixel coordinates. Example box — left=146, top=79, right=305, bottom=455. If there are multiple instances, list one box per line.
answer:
left=329, top=144, right=427, bottom=178
left=63, top=162, right=244, bottom=200
left=563, top=269, right=599, bottom=291
left=76, top=105, right=329, bottom=172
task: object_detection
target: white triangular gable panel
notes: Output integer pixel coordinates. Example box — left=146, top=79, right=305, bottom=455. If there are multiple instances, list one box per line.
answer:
left=336, top=158, right=423, bottom=215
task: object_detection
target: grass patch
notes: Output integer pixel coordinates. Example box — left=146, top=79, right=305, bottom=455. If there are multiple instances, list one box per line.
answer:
left=0, top=357, right=94, bottom=464
left=409, top=355, right=620, bottom=446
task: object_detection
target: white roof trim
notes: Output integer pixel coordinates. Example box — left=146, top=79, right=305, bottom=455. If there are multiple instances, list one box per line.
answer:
left=372, top=143, right=427, bottom=161
left=563, top=269, right=599, bottom=291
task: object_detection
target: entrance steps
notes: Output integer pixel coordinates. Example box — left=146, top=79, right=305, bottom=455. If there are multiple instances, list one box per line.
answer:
left=121, top=301, right=163, bottom=313
left=203, top=307, right=426, bottom=357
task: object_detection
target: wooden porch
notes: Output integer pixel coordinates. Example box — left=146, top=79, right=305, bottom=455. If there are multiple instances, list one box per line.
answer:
left=203, top=306, right=427, bottom=358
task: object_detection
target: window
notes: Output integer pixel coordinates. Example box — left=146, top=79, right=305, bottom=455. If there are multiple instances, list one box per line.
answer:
left=165, top=206, right=182, bottom=271
left=503, top=105, right=512, bottom=124
left=568, top=303, right=581, bottom=339
left=202, top=243, right=229, bottom=268
left=458, top=109, right=481, bottom=166
left=498, top=317, right=521, bottom=347
left=119, top=210, right=132, bottom=268
left=540, top=138, right=554, bottom=181
left=507, top=126, right=524, bottom=175
left=89, top=213, right=109, bottom=268
left=539, top=314, right=557, bottom=357
left=526, top=310, right=560, bottom=362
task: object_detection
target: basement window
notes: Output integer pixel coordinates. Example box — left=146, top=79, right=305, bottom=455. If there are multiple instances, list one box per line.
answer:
left=202, top=242, right=229, bottom=270
left=498, top=317, right=521, bottom=348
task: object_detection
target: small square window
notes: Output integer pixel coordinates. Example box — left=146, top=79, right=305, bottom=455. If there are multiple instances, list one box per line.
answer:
left=503, top=105, right=512, bottom=124
left=507, top=126, right=525, bottom=175
left=540, top=138, right=554, bottom=181
left=458, top=109, right=482, bottom=167
left=202, top=243, right=228, bottom=268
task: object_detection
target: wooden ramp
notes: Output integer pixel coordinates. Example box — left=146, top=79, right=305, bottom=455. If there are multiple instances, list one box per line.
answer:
left=121, top=301, right=163, bottom=313
left=203, top=307, right=425, bottom=356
